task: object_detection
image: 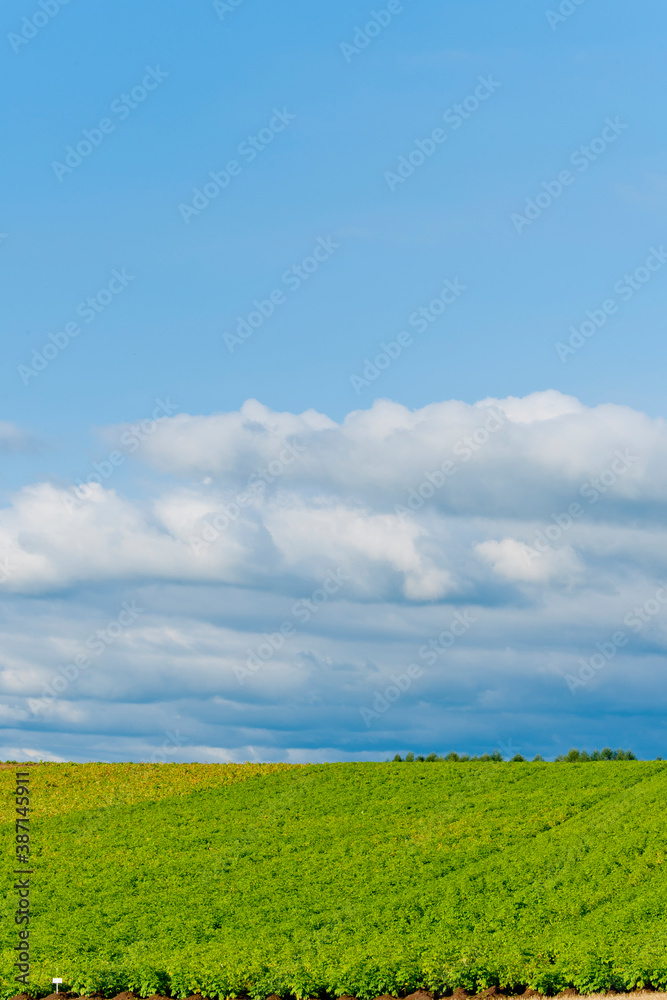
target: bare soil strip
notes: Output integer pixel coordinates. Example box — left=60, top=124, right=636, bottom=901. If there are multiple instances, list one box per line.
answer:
left=12, top=991, right=667, bottom=1000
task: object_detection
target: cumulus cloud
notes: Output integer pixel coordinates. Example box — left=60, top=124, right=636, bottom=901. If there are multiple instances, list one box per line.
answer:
left=2, top=391, right=667, bottom=760
left=120, top=391, right=666, bottom=519
left=1, top=389, right=663, bottom=598
left=475, top=537, right=583, bottom=583
left=0, top=481, right=450, bottom=602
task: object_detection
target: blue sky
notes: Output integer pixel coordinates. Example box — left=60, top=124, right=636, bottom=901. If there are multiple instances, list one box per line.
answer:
left=2, top=0, right=667, bottom=762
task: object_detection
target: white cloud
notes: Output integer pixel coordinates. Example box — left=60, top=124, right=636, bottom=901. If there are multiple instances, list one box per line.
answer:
left=0, top=746, right=67, bottom=762
left=475, top=537, right=583, bottom=583
left=0, top=389, right=662, bottom=599
left=477, top=389, right=584, bottom=424
left=125, top=391, right=666, bottom=518
left=2, top=391, right=667, bottom=760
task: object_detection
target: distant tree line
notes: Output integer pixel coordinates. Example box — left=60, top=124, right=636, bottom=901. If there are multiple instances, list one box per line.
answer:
left=390, top=747, right=641, bottom=762
left=555, top=747, right=638, bottom=761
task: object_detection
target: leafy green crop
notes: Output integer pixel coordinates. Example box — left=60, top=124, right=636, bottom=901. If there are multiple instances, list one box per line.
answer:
left=1, top=762, right=666, bottom=999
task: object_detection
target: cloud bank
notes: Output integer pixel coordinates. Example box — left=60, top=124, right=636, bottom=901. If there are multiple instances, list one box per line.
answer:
left=1, top=391, right=666, bottom=762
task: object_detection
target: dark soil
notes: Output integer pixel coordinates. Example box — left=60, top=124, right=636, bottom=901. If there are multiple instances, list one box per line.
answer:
left=9, top=988, right=666, bottom=1000
left=449, top=989, right=472, bottom=1000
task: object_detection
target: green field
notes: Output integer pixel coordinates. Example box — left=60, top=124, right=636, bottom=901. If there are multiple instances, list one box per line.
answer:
left=2, top=761, right=667, bottom=999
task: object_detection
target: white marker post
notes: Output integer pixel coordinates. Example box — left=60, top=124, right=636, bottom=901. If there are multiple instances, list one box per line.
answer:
left=52, top=979, right=63, bottom=995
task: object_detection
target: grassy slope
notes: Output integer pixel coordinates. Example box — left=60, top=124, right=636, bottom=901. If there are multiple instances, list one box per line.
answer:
left=1, top=762, right=666, bottom=999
